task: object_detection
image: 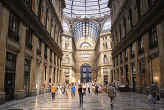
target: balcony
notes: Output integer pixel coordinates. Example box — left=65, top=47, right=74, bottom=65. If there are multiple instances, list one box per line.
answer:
left=8, top=29, right=19, bottom=42
left=37, top=48, right=41, bottom=55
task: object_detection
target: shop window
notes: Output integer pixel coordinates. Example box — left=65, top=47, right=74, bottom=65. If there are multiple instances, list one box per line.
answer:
left=54, top=53, right=56, bottom=64
left=8, top=12, right=20, bottom=42
left=120, top=52, right=123, bottom=64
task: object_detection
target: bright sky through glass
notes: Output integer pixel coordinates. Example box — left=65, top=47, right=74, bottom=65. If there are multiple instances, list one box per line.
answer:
left=63, top=0, right=110, bottom=18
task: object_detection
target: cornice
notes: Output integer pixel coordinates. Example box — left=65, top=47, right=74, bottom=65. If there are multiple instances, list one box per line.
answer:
left=3, top=0, right=63, bottom=57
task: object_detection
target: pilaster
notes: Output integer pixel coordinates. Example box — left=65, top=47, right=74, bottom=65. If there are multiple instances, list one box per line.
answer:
left=0, top=6, right=9, bottom=104
left=15, top=22, right=26, bottom=100
left=39, top=42, right=45, bottom=94
left=128, top=47, right=132, bottom=88
left=46, top=48, right=50, bottom=93
left=29, top=35, right=37, bottom=96
left=157, top=21, right=164, bottom=97
left=51, top=52, right=55, bottom=84
left=122, top=50, right=126, bottom=84
left=143, top=32, right=150, bottom=88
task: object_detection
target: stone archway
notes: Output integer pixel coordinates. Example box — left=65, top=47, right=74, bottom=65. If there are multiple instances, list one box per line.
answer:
left=80, top=64, right=91, bottom=83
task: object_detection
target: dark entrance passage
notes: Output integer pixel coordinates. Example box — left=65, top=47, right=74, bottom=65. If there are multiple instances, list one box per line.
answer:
left=80, top=64, right=91, bottom=83
left=5, top=52, right=16, bottom=101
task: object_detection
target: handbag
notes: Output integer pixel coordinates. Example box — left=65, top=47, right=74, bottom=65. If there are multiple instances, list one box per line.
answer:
left=157, top=95, right=160, bottom=101
left=148, top=94, right=152, bottom=100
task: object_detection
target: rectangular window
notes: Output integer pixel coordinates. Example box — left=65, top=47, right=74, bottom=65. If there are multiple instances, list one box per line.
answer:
left=8, top=12, right=19, bottom=42
left=65, top=68, right=69, bottom=74
left=25, top=28, right=32, bottom=50
left=44, top=45, right=47, bottom=59
left=138, top=36, right=144, bottom=54
left=37, top=38, right=41, bottom=55
left=149, top=26, right=158, bottom=49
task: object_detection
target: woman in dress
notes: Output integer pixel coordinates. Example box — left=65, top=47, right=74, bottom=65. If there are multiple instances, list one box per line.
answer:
left=58, top=84, right=62, bottom=99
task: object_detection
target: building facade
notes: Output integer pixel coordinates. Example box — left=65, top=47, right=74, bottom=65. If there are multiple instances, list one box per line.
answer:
left=108, top=0, right=164, bottom=97
left=0, top=0, right=65, bottom=104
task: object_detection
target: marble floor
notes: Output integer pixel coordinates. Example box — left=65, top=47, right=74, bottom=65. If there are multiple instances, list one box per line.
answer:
left=0, top=89, right=164, bottom=110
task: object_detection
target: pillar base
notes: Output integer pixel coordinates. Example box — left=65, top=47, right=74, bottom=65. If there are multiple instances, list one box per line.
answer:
left=30, top=88, right=37, bottom=97
left=160, top=88, right=164, bottom=98
left=15, top=90, right=25, bottom=100
left=0, top=92, right=5, bottom=105
left=39, top=87, right=44, bottom=94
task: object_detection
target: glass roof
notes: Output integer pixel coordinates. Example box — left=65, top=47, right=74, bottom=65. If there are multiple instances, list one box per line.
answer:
left=63, top=0, right=110, bottom=18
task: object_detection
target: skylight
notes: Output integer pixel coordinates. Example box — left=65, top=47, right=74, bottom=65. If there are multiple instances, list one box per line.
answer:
left=63, top=0, right=110, bottom=18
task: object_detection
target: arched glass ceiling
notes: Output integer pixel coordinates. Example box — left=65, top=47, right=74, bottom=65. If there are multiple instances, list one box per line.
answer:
left=102, top=18, right=111, bottom=31
left=72, top=20, right=100, bottom=43
left=63, top=0, right=110, bottom=18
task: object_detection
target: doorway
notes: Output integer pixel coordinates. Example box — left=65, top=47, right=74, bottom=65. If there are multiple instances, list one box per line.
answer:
left=5, top=52, right=16, bottom=102
left=80, top=64, right=91, bottom=83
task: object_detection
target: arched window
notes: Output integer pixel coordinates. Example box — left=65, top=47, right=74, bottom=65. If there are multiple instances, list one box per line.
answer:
left=80, top=43, right=91, bottom=47
left=103, top=55, right=108, bottom=63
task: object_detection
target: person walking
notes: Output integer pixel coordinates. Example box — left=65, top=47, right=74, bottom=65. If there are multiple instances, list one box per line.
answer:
left=71, top=83, right=75, bottom=98
left=107, top=84, right=116, bottom=108
left=151, top=82, right=158, bottom=104
left=95, top=84, right=99, bottom=96
left=78, top=84, right=83, bottom=104
left=50, top=84, right=56, bottom=99
left=88, top=85, right=90, bottom=93
left=58, top=84, right=62, bottom=99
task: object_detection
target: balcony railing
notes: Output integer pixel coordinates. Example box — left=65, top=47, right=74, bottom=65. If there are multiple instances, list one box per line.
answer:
left=8, top=29, right=19, bottom=42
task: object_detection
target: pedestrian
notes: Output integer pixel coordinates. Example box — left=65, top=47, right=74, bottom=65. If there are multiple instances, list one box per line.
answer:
left=107, top=84, right=116, bottom=108
left=88, top=85, right=90, bottom=93
left=83, top=83, right=86, bottom=96
left=65, top=84, right=68, bottom=99
left=95, top=84, right=99, bottom=96
left=58, top=84, right=62, bottom=99
left=78, top=84, right=83, bottom=104
left=71, top=83, right=75, bottom=98
left=151, top=82, right=158, bottom=104
left=50, top=84, right=56, bottom=99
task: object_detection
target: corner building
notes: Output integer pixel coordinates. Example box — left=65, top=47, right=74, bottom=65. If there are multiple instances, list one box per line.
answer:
left=0, top=0, right=65, bottom=104
left=108, top=0, right=164, bottom=97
